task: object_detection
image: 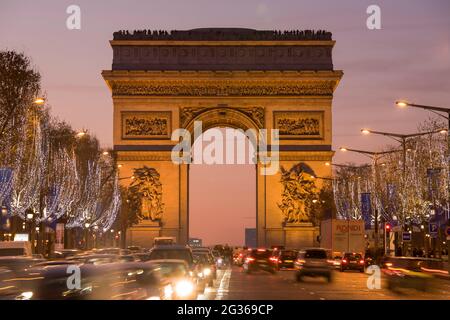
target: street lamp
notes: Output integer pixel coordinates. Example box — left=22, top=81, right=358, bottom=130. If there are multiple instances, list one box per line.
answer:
left=33, top=97, right=45, bottom=105
left=76, top=131, right=87, bottom=138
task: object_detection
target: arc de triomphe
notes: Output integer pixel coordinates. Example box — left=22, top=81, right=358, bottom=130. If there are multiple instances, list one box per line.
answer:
left=102, top=28, right=342, bottom=248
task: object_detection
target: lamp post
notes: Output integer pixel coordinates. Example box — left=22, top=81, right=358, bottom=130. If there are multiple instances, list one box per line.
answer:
left=84, top=222, right=90, bottom=250
left=396, top=100, right=450, bottom=270
left=339, top=147, right=401, bottom=258
left=1, top=206, right=8, bottom=241
left=25, top=209, right=34, bottom=251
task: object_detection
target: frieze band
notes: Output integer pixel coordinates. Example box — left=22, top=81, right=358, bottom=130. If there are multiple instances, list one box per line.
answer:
left=111, top=80, right=336, bottom=96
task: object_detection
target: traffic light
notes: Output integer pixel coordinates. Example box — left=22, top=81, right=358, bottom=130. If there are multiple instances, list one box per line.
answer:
left=385, top=223, right=391, bottom=234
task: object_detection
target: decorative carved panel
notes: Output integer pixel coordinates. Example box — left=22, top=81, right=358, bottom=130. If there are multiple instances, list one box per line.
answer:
left=273, top=111, right=324, bottom=139
left=111, top=80, right=335, bottom=97
left=121, top=111, right=171, bottom=139
left=180, top=106, right=264, bottom=128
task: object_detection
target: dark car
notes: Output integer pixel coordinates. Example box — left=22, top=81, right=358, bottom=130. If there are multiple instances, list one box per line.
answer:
left=382, top=257, right=440, bottom=293
left=340, top=252, right=365, bottom=272
left=242, top=249, right=276, bottom=274
left=271, top=250, right=297, bottom=270
left=148, top=245, right=194, bottom=267
left=294, top=248, right=332, bottom=282
left=193, top=252, right=217, bottom=286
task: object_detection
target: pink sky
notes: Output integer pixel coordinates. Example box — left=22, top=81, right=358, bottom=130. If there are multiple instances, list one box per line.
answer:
left=1, top=0, right=449, bottom=245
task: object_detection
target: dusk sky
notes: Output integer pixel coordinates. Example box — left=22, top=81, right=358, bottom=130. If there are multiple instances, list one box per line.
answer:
left=1, top=0, right=449, bottom=245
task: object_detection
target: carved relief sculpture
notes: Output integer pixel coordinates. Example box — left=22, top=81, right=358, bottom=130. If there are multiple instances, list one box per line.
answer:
left=273, top=111, right=324, bottom=139
left=122, top=111, right=171, bottom=139
left=278, top=163, right=317, bottom=223
left=128, top=166, right=164, bottom=222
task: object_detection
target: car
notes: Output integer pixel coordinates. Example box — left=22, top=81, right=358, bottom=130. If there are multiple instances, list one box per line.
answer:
left=148, top=245, right=194, bottom=267
left=50, top=249, right=82, bottom=259
left=242, top=249, right=276, bottom=274
left=0, top=256, right=45, bottom=274
left=329, top=255, right=343, bottom=269
left=193, top=252, right=217, bottom=286
left=294, top=248, right=332, bottom=282
left=133, top=252, right=152, bottom=262
left=151, top=259, right=198, bottom=299
left=66, top=254, right=119, bottom=265
left=340, top=252, right=365, bottom=272
left=271, top=249, right=297, bottom=270
left=9, top=261, right=168, bottom=300
left=382, top=257, right=440, bottom=293
left=127, top=246, right=142, bottom=253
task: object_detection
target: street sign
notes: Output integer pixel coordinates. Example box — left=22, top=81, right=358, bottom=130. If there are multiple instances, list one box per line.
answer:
left=445, top=226, right=450, bottom=237
left=429, top=223, right=439, bottom=237
left=402, top=232, right=412, bottom=242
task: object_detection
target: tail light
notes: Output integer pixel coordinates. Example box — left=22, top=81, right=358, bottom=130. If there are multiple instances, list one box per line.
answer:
left=342, top=259, right=348, bottom=264
left=296, top=259, right=305, bottom=265
left=359, top=260, right=365, bottom=264
left=246, top=257, right=255, bottom=263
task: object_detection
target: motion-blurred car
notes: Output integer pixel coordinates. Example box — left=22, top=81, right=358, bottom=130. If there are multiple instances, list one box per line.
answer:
left=242, top=249, right=276, bottom=274
left=8, top=261, right=169, bottom=300
left=271, top=250, right=297, bottom=270
left=340, top=252, right=365, bottom=272
left=49, top=249, right=82, bottom=259
left=294, top=248, right=332, bottom=282
left=127, top=246, right=142, bottom=253
left=152, top=259, right=198, bottom=299
left=382, top=257, right=440, bottom=293
left=66, top=254, right=119, bottom=265
left=0, top=256, right=45, bottom=274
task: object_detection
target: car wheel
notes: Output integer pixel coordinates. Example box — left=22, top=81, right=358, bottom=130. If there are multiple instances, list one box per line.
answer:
left=296, top=273, right=302, bottom=282
left=326, top=275, right=332, bottom=283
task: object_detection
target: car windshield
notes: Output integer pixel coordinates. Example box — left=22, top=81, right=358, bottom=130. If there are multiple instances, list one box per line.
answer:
left=149, top=250, right=193, bottom=265
left=304, top=250, right=327, bottom=259
left=158, top=263, right=188, bottom=278
left=281, top=251, right=296, bottom=258
left=0, top=248, right=25, bottom=256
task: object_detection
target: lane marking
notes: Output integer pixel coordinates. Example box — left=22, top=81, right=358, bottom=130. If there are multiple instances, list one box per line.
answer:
left=215, top=268, right=231, bottom=300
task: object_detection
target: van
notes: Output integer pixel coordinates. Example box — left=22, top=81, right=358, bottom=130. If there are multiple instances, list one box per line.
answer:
left=0, top=241, right=33, bottom=257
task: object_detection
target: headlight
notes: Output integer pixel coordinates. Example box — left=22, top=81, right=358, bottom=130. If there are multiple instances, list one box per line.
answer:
left=198, top=272, right=204, bottom=278
left=175, top=280, right=194, bottom=298
left=16, top=291, right=33, bottom=300
left=217, top=258, right=223, bottom=264
left=203, top=268, right=211, bottom=276
left=163, top=284, right=173, bottom=299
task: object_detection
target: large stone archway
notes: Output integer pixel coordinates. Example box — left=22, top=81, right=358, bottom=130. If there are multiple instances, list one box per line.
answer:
left=102, top=28, right=343, bottom=248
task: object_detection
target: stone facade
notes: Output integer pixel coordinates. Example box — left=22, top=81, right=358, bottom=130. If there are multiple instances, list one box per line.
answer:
left=102, top=28, right=343, bottom=248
